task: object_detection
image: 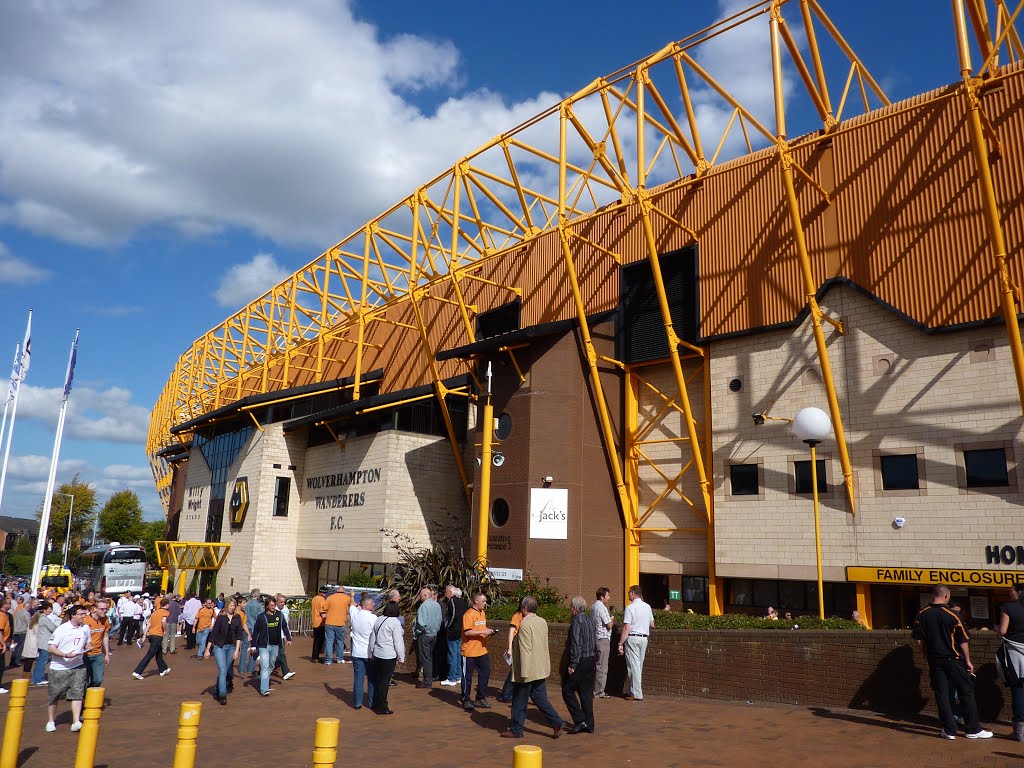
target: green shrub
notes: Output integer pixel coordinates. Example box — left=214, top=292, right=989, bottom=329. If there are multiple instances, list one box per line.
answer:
left=341, top=570, right=377, bottom=588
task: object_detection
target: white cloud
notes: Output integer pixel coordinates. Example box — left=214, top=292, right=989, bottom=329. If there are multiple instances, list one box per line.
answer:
left=5, top=381, right=150, bottom=444
left=214, top=253, right=291, bottom=308
left=0, top=1, right=550, bottom=248
left=0, top=241, right=50, bottom=284
left=6, top=454, right=89, bottom=480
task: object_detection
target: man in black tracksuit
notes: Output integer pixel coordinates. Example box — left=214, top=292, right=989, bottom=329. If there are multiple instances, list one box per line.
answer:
left=912, top=584, right=992, bottom=740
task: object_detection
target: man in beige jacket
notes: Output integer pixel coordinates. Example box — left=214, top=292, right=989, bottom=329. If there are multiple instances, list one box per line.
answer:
left=500, top=596, right=565, bottom=740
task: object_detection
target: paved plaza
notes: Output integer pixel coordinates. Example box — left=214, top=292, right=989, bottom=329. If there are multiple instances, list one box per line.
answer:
left=2, top=636, right=1024, bottom=767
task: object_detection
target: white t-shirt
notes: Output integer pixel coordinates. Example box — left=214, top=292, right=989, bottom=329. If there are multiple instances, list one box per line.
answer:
left=591, top=599, right=613, bottom=640
left=349, top=606, right=378, bottom=659
left=622, top=598, right=654, bottom=637
left=48, top=621, right=91, bottom=671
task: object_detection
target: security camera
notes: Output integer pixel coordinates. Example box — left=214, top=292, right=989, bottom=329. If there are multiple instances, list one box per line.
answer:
left=752, top=413, right=766, bottom=426
left=893, top=517, right=906, bottom=529
left=542, top=475, right=554, bottom=484
left=492, top=453, right=505, bottom=467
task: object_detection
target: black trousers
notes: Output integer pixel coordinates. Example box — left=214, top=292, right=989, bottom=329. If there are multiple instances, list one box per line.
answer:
left=10, top=634, right=25, bottom=666
left=928, top=656, right=981, bottom=734
left=118, top=618, right=139, bottom=645
left=133, top=636, right=169, bottom=675
left=462, top=654, right=490, bottom=703
left=562, top=655, right=596, bottom=729
left=312, top=625, right=325, bottom=661
left=372, top=657, right=398, bottom=712
left=184, top=621, right=196, bottom=649
left=417, top=634, right=437, bottom=686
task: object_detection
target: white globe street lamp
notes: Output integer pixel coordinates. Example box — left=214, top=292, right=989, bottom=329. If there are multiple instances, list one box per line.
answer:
left=793, top=407, right=832, bottom=619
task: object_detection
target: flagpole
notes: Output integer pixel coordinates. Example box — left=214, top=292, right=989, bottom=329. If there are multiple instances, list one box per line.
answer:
left=0, top=310, right=31, bottom=514
left=0, top=342, right=20, bottom=460
left=31, top=328, right=78, bottom=594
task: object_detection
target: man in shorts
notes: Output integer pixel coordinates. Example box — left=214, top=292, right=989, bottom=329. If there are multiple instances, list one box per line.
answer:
left=46, top=604, right=91, bottom=732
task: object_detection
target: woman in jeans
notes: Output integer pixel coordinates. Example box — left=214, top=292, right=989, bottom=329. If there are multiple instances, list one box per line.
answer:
left=31, top=602, right=60, bottom=685
left=998, top=582, right=1024, bottom=741
left=369, top=601, right=405, bottom=715
left=349, top=595, right=377, bottom=709
left=204, top=597, right=242, bottom=705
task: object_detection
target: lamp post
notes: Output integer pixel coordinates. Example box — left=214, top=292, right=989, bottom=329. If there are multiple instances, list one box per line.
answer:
left=793, top=407, right=832, bottom=620
left=56, top=492, right=75, bottom=569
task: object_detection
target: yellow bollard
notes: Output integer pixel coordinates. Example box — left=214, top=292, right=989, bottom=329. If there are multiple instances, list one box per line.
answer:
left=172, top=701, right=203, bottom=768
left=74, top=687, right=105, bottom=768
left=311, top=717, right=340, bottom=767
left=0, top=678, right=29, bottom=768
left=512, top=744, right=543, bottom=768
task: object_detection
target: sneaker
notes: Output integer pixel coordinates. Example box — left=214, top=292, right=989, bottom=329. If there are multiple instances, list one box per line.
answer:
left=45, top=722, right=56, bottom=733
left=939, top=730, right=956, bottom=740
left=966, top=729, right=993, bottom=739
left=70, top=722, right=83, bottom=733
left=0, top=688, right=8, bottom=694
left=440, top=679, right=459, bottom=687
left=132, top=673, right=144, bottom=680
left=474, top=697, right=492, bottom=709
left=160, top=668, right=172, bottom=677
left=35, top=681, right=49, bottom=687
left=283, top=672, right=296, bottom=680
left=324, top=661, right=333, bottom=666
left=260, top=690, right=271, bottom=697
left=462, top=700, right=475, bottom=711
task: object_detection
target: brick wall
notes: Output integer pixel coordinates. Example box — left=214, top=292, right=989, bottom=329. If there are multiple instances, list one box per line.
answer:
left=399, top=623, right=1012, bottom=722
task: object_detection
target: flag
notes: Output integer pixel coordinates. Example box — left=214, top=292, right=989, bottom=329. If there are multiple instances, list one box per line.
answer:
left=5, top=343, right=19, bottom=404
left=63, top=331, right=79, bottom=401
left=19, top=310, right=32, bottom=378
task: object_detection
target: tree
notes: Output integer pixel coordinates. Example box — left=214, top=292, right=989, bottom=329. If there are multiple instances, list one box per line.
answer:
left=36, top=475, right=97, bottom=563
left=99, top=489, right=144, bottom=544
left=137, top=519, right=167, bottom=566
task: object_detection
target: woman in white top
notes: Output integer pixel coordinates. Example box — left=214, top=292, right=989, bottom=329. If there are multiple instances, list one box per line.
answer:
left=349, top=597, right=377, bottom=709
left=369, top=601, right=405, bottom=715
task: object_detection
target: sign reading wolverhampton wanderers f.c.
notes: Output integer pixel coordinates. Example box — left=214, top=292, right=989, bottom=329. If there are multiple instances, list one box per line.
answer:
left=230, top=477, right=250, bottom=525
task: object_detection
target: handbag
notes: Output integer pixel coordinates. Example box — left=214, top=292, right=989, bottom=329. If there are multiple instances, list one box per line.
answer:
left=21, top=628, right=39, bottom=659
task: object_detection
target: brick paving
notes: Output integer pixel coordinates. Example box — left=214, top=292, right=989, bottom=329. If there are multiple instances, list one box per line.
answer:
left=2, top=636, right=1024, bottom=767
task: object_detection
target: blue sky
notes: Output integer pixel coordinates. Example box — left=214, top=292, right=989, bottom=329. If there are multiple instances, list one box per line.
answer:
left=0, top=1, right=963, bottom=522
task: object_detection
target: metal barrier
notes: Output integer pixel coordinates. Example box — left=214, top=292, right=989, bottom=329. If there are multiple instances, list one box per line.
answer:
left=289, top=608, right=312, bottom=636
left=75, top=687, right=105, bottom=768
left=513, top=745, right=542, bottom=766
left=0, top=679, right=29, bottom=768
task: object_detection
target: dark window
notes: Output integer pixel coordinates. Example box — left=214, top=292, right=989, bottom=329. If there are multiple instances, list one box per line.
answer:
left=273, top=477, right=291, bottom=517
left=495, top=413, right=513, bottom=440
left=729, top=464, right=759, bottom=496
left=753, top=580, right=779, bottom=608
left=729, top=579, right=753, bottom=606
left=476, top=299, right=521, bottom=340
left=794, top=459, right=828, bottom=494
left=964, top=448, right=1010, bottom=487
left=618, top=245, right=699, bottom=364
left=490, top=498, right=510, bottom=528
left=682, top=576, right=707, bottom=603
left=880, top=454, right=920, bottom=490
left=103, top=548, right=146, bottom=564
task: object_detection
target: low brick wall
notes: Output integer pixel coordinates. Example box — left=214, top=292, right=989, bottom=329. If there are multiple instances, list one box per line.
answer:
left=399, top=623, right=1012, bottom=723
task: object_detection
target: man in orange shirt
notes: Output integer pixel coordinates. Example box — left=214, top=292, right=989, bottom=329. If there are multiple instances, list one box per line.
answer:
left=0, top=595, right=11, bottom=694
left=83, top=599, right=111, bottom=686
left=311, top=587, right=328, bottom=664
left=461, top=592, right=497, bottom=711
left=193, top=598, right=217, bottom=659
left=132, top=597, right=170, bottom=679
left=323, top=586, right=351, bottom=665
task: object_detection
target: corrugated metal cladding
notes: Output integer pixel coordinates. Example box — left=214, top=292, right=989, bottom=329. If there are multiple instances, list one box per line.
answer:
left=203, top=67, right=1024, bottom=402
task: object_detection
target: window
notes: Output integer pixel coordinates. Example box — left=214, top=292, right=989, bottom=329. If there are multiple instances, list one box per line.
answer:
left=753, top=580, right=779, bottom=608
left=880, top=454, right=920, bottom=491
left=682, top=576, right=707, bottom=603
left=729, top=464, right=759, bottom=496
left=794, top=459, right=828, bottom=494
left=729, top=579, right=753, bottom=606
left=964, top=448, right=1009, bottom=487
left=490, top=498, right=510, bottom=527
left=273, top=477, right=291, bottom=517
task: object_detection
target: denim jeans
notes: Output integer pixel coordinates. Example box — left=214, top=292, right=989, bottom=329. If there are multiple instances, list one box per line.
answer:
left=509, top=680, right=564, bottom=736
left=258, top=646, right=280, bottom=694
left=85, top=654, right=106, bottom=687
left=352, top=656, right=370, bottom=707
left=195, top=629, right=211, bottom=658
left=324, top=624, right=346, bottom=664
left=213, top=644, right=233, bottom=698
left=239, top=635, right=256, bottom=674
left=31, top=649, right=50, bottom=684
left=446, top=638, right=462, bottom=682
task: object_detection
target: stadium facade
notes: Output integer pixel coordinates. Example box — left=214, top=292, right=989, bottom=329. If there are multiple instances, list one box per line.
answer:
left=150, top=1, right=1024, bottom=627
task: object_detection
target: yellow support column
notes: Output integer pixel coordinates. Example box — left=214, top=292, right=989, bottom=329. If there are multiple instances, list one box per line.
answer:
left=172, top=701, right=202, bottom=768
left=623, top=371, right=640, bottom=600
left=312, top=717, right=340, bottom=767
left=855, top=583, right=873, bottom=629
left=0, top=678, right=29, bottom=768
left=512, top=744, right=543, bottom=767
left=476, top=393, right=494, bottom=565
left=74, top=687, right=105, bottom=768
left=704, top=352, right=723, bottom=616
